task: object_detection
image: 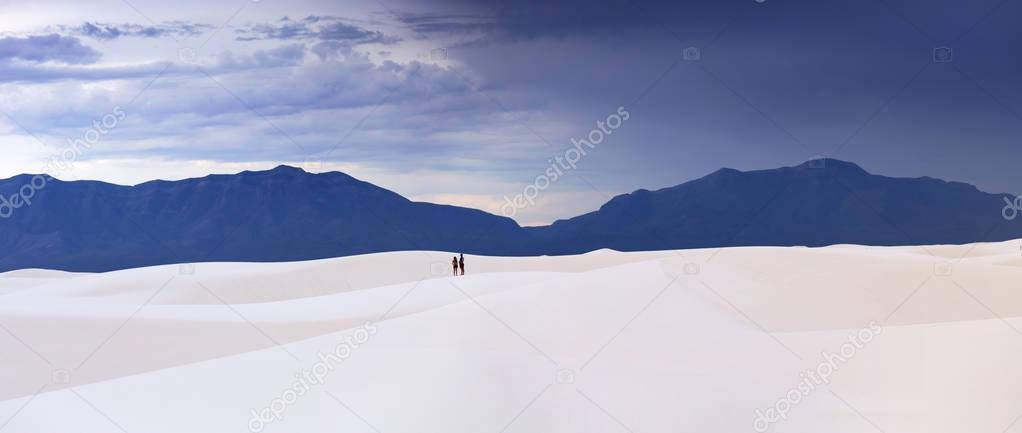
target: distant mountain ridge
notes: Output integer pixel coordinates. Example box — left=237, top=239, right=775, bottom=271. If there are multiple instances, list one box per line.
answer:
left=0, top=159, right=1019, bottom=272
left=526, top=159, right=1022, bottom=254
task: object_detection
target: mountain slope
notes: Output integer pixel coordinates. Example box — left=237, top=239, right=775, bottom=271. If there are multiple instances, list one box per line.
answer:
left=0, top=159, right=1020, bottom=272
left=0, top=166, right=527, bottom=272
left=526, top=159, right=1022, bottom=253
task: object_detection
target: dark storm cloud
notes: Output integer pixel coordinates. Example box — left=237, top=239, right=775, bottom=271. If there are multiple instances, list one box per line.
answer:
left=235, top=16, right=396, bottom=45
left=390, top=12, right=494, bottom=36
left=391, top=0, right=730, bottom=42
left=0, top=34, right=100, bottom=64
left=396, top=0, right=1022, bottom=197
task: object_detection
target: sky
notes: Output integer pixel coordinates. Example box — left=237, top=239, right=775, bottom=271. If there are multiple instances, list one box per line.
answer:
left=0, top=0, right=1021, bottom=225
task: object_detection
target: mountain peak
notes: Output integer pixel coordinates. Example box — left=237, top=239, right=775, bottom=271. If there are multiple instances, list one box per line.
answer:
left=268, top=165, right=307, bottom=173
left=794, top=158, right=868, bottom=174
left=237, top=164, right=311, bottom=179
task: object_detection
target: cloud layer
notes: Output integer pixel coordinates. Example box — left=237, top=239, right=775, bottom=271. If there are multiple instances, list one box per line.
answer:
left=0, top=34, right=100, bottom=64
left=70, top=21, right=214, bottom=40
left=235, top=16, right=393, bottom=45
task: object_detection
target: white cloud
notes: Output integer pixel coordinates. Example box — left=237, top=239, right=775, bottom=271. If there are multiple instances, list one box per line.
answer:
left=0, top=34, right=100, bottom=64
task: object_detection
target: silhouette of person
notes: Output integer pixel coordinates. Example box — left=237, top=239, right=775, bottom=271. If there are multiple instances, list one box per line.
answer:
left=452, top=256, right=459, bottom=276
left=459, top=253, right=465, bottom=276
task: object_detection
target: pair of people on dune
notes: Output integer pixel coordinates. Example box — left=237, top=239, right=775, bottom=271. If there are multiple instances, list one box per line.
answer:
left=452, top=253, right=465, bottom=276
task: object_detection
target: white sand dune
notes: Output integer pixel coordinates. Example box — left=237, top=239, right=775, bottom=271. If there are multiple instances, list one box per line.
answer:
left=2, top=241, right=1022, bottom=432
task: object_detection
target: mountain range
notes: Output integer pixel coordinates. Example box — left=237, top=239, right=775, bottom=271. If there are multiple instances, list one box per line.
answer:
left=0, top=159, right=1019, bottom=272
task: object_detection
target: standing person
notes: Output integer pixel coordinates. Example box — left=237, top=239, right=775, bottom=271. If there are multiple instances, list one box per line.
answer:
left=459, top=253, right=465, bottom=276
left=452, top=256, right=459, bottom=276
